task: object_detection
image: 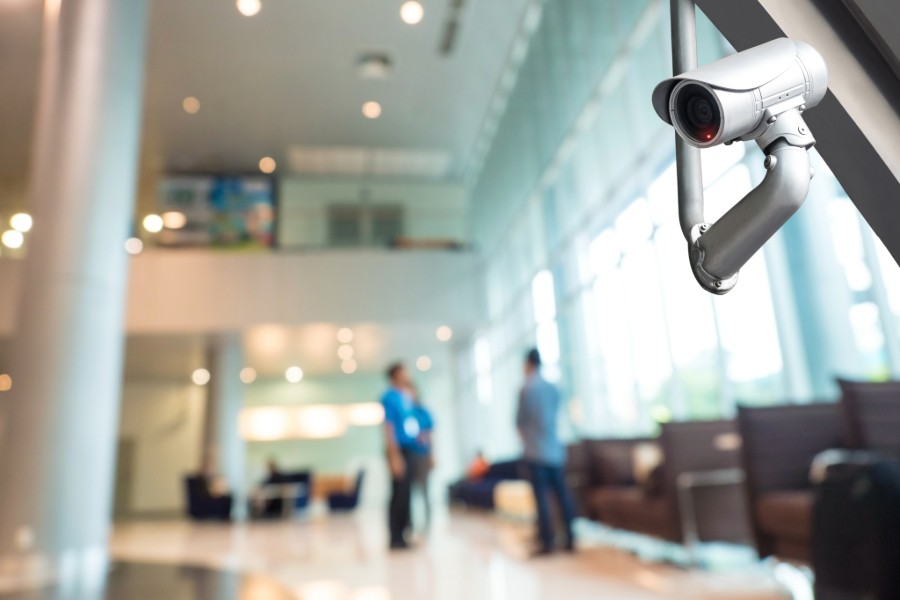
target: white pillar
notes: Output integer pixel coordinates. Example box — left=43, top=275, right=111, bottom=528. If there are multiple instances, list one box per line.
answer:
left=202, top=335, right=247, bottom=520
left=0, top=0, right=148, bottom=589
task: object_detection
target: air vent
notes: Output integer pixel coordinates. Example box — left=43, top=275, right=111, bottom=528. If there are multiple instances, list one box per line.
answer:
left=356, top=52, right=393, bottom=79
left=287, top=146, right=452, bottom=179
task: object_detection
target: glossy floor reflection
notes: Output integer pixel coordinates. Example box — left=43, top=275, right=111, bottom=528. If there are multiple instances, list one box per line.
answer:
left=110, top=510, right=792, bottom=600
left=0, top=562, right=294, bottom=600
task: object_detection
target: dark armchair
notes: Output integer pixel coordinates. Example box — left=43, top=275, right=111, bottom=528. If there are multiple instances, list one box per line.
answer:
left=185, top=475, right=233, bottom=521
left=588, top=421, right=749, bottom=545
left=736, top=403, right=842, bottom=561
left=838, top=378, right=900, bottom=460
left=327, top=471, right=365, bottom=511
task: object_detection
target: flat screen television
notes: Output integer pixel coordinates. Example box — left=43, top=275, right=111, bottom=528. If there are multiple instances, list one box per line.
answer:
left=156, top=176, right=275, bottom=249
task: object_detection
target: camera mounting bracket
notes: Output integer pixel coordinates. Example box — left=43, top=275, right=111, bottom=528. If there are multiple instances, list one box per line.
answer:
left=669, top=0, right=816, bottom=295
left=687, top=108, right=815, bottom=295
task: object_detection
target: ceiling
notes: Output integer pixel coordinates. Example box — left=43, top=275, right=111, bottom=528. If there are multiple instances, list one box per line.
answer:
left=0, top=0, right=532, bottom=187
left=0, top=322, right=459, bottom=381
left=0, top=0, right=512, bottom=378
left=120, top=322, right=458, bottom=380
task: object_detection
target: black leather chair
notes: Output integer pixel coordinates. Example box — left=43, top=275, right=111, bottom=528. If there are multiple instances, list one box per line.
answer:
left=185, top=475, right=233, bottom=521
left=327, top=471, right=365, bottom=511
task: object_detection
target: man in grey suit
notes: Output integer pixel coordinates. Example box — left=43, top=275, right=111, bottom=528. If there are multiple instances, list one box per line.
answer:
left=516, top=348, right=577, bottom=556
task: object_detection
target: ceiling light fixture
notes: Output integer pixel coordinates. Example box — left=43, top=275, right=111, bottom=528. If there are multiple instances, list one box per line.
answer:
left=341, top=358, right=358, bottom=375
left=236, top=0, right=261, bottom=17
left=124, top=238, right=144, bottom=255
left=142, top=214, right=164, bottom=233
left=0, top=374, right=11, bottom=392
left=285, top=366, right=304, bottom=383
left=162, top=211, right=187, bottom=229
left=436, top=325, right=453, bottom=342
left=1, top=230, right=24, bottom=250
left=182, top=96, right=201, bottom=114
left=259, top=156, right=277, bottom=174
left=240, top=367, right=257, bottom=384
left=337, top=328, right=354, bottom=344
left=10, top=213, right=32, bottom=233
left=344, top=403, right=384, bottom=426
left=362, top=101, right=382, bottom=119
left=337, top=344, right=355, bottom=361
left=192, top=368, right=211, bottom=386
left=416, top=355, right=432, bottom=372
left=400, top=1, right=424, bottom=25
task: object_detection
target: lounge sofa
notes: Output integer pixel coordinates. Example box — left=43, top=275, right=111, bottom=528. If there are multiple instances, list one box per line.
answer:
left=736, top=403, right=841, bottom=561
left=448, top=460, right=523, bottom=509
left=568, top=437, right=656, bottom=521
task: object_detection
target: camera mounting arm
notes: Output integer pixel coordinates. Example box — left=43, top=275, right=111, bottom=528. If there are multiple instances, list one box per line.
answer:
left=688, top=111, right=815, bottom=293
left=667, top=0, right=818, bottom=295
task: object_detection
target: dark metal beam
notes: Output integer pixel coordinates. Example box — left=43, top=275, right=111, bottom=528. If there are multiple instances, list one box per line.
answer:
left=694, top=0, right=900, bottom=266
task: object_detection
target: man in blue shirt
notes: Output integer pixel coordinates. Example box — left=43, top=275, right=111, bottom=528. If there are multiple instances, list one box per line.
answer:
left=516, top=348, right=577, bottom=556
left=381, top=362, right=418, bottom=549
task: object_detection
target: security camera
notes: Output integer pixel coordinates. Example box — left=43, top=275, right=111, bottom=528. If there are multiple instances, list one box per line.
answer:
left=652, top=38, right=827, bottom=149
left=651, top=37, right=828, bottom=295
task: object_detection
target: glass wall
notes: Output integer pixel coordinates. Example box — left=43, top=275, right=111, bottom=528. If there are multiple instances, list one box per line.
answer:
left=458, top=0, right=900, bottom=455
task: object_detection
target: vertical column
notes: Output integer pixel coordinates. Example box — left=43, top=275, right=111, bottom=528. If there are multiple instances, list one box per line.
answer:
left=202, top=335, right=246, bottom=520
left=0, top=0, right=148, bottom=588
left=780, top=192, right=864, bottom=398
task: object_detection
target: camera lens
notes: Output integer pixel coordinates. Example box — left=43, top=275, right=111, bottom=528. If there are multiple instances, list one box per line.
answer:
left=674, top=84, right=721, bottom=144
left=686, top=97, right=713, bottom=127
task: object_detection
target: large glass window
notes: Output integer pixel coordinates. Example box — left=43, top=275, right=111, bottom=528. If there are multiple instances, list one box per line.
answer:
left=532, top=269, right=562, bottom=382
left=826, top=198, right=890, bottom=377
left=460, top=0, right=900, bottom=451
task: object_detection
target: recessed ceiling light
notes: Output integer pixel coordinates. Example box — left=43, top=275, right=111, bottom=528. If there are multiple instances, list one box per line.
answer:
left=416, top=355, right=432, bottom=372
left=162, top=211, right=187, bottom=229
left=142, top=214, right=164, bottom=233
left=124, top=237, right=144, bottom=255
left=285, top=366, right=304, bottom=383
left=341, top=358, right=358, bottom=375
left=182, top=96, right=201, bottom=114
left=338, top=344, right=354, bottom=360
left=10, top=213, right=32, bottom=233
left=400, top=1, right=424, bottom=25
left=259, top=156, right=277, bottom=174
left=362, top=101, right=382, bottom=119
left=240, top=367, right=257, bottom=384
left=1, top=230, right=24, bottom=250
left=436, top=325, right=453, bottom=342
left=192, top=368, right=211, bottom=386
left=337, top=328, right=354, bottom=343
left=0, top=374, right=11, bottom=392
left=236, top=0, right=261, bottom=17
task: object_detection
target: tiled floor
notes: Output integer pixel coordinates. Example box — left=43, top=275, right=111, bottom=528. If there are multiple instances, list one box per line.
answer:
left=110, top=510, right=793, bottom=600
left=0, top=562, right=294, bottom=600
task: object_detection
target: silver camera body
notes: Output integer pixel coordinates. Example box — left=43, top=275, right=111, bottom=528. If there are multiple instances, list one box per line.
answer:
left=652, top=38, right=828, bottom=149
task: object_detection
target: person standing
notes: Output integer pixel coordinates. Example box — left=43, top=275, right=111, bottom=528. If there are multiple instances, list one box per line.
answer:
left=408, top=384, right=435, bottom=532
left=381, top=362, right=418, bottom=550
left=516, top=348, right=577, bottom=556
